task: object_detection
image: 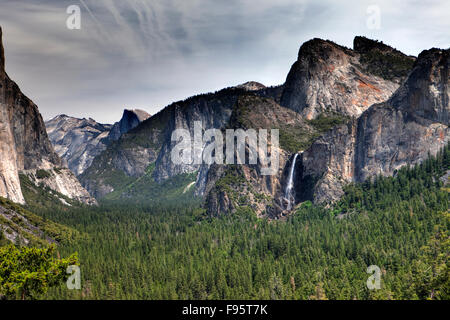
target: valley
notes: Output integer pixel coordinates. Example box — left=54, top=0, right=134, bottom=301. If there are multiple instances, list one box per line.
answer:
left=0, top=21, right=448, bottom=301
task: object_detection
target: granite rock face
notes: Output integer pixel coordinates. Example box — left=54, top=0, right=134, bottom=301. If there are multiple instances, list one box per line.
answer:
left=46, top=115, right=112, bottom=176
left=203, top=42, right=447, bottom=216
left=22, top=168, right=97, bottom=206
left=0, top=26, right=96, bottom=205
left=299, top=48, right=449, bottom=204
left=280, top=38, right=414, bottom=119
left=75, top=35, right=446, bottom=218
left=235, top=81, right=266, bottom=91
left=106, top=109, right=151, bottom=142
left=202, top=95, right=306, bottom=217
left=0, top=28, right=22, bottom=203
left=152, top=89, right=241, bottom=182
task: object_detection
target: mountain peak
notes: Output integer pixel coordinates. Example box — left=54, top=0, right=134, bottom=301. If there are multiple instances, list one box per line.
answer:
left=45, top=115, right=112, bottom=176
left=106, top=108, right=151, bottom=142
left=235, top=81, right=266, bottom=91
left=297, top=38, right=353, bottom=59
left=0, top=28, right=96, bottom=205
left=281, top=36, right=402, bottom=119
left=51, top=114, right=70, bottom=120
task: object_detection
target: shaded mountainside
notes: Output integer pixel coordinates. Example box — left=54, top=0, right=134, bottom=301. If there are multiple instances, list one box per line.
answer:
left=0, top=26, right=96, bottom=206
left=0, top=197, right=82, bottom=246
left=46, top=115, right=112, bottom=176
left=354, top=36, right=416, bottom=83
left=79, top=83, right=268, bottom=199
left=202, top=94, right=348, bottom=217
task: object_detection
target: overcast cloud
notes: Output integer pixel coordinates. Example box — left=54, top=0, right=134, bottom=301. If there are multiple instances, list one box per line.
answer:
left=0, top=0, right=448, bottom=123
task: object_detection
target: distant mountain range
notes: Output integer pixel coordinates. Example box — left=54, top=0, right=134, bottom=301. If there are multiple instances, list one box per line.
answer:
left=0, top=24, right=448, bottom=218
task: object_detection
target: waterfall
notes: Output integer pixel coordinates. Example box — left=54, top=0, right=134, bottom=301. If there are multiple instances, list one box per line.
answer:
left=284, top=153, right=299, bottom=210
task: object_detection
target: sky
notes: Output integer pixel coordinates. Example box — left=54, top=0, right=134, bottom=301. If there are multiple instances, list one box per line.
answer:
left=0, top=0, right=449, bottom=124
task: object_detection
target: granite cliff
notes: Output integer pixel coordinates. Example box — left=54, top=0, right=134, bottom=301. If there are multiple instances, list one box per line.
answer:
left=106, top=109, right=151, bottom=142
left=46, top=115, right=112, bottom=176
left=79, top=83, right=268, bottom=199
left=64, top=35, right=447, bottom=218
left=203, top=40, right=447, bottom=216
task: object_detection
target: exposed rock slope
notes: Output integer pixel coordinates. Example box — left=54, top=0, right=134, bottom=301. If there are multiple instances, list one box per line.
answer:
left=202, top=94, right=349, bottom=217
left=46, top=109, right=150, bottom=177
left=78, top=35, right=446, bottom=219
left=0, top=26, right=96, bottom=205
left=106, top=109, right=151, bottom=142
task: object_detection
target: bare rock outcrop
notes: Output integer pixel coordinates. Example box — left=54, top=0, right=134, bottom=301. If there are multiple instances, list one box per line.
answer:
left=300, top=47, right=449, bottom=204
left=47, top=109, right=151, bottom=178
left=0, top=26, right=96, bottom=205
left=280, top=37, right=414, bottom=119
left=106, top=109, right=151, bottom=142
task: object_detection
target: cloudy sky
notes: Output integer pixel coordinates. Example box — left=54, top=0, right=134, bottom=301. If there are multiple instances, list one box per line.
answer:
left=0, top=0, right=448, bottom=124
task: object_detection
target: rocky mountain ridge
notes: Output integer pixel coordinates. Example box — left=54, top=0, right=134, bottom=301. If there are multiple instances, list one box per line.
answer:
left=106, top=108, right=151, bottom=142
left=205, top=45, right=448, bottom=216
left=298, top=47, right=449, bottom=205
left=0, top=196, right=80, bottom=245
left=45, top=115, right=112, bottom=176
left=45, top=108, right=150, bottom=176
left=79, top=82, right=268, bottom=199
left=40, top=34, right=449, bottom=218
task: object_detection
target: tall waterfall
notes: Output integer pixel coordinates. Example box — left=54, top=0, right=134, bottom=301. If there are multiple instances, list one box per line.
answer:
left=284, top=153, right=299, bottom=210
